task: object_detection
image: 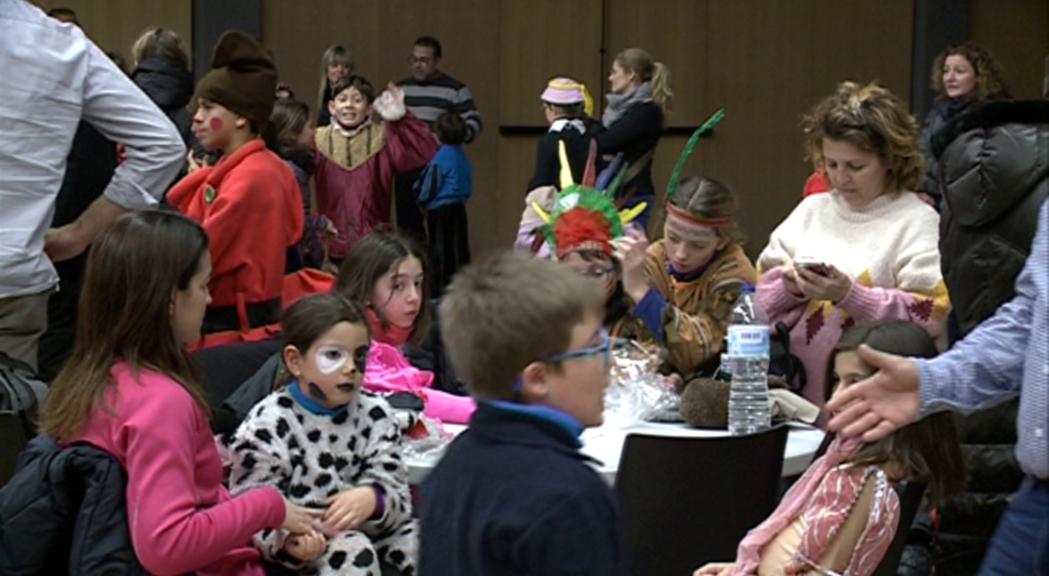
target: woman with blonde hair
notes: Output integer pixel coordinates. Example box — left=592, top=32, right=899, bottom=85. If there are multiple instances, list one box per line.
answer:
left=597, top=47, right=673, bottom=230
left=755, top=81, right=949, bottom=412
left=130, top=27, right=194, bottom=145
left=315, top=44, right=354, bottom=127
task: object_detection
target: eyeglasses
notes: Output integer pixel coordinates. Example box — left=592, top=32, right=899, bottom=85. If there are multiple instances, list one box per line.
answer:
left=542, top=328, right=614, bottom=366
left=513, top=329, right=617, bottom=392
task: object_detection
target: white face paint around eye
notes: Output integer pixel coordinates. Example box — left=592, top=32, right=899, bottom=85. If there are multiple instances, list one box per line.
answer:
left=315, top=345, right=350, bottom=375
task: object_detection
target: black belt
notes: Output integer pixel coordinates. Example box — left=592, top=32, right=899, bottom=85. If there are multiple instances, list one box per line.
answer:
left=202, top=298, right=281, bottom=334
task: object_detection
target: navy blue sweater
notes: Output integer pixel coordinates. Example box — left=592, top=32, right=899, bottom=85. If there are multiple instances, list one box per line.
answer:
left=419, top=402, right=626, bottom=576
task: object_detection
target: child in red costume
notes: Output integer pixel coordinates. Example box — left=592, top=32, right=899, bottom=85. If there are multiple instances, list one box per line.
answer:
left=314, top=76, right=437, bottom=260
left=168, top=31, right=304, bottom=348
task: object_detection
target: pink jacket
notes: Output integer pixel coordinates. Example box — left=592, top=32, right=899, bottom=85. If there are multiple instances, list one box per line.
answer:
left=71, top=362, right=285, bottom=576
left=364, top=340, right=476, bottom=424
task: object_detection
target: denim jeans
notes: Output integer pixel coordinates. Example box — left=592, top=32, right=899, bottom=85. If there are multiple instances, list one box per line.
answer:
left=979, top=477, right=1048, bottom=575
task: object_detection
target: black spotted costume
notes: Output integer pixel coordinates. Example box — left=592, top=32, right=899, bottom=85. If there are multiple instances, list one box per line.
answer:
left=229, top=385, right=417, bottom=575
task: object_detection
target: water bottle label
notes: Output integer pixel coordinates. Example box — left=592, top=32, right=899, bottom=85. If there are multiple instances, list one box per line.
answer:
left=727, top=326, right=769, bottom=357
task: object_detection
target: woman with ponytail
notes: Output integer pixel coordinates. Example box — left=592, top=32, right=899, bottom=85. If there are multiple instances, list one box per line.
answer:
left=597, top=48, right=673, bottom=231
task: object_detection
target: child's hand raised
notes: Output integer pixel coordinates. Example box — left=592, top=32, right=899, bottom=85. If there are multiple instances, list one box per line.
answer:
left=284, top=528, right=327, bottom=562
left=324, top=486, right=378, bottom=531
left=613, top=227, right=650, bottom=304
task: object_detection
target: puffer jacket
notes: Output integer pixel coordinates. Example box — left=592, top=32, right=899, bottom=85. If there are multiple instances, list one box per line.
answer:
left=131, top=56, right=194, bottom=147
left=903, top=99, right=1049, bottom=575
left=0, top=436, right=144, bottom=575
left=933, top=99, right=1049, bottom=335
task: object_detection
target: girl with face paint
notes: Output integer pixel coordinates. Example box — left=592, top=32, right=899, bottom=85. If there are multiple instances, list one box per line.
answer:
left=229, top=294, right=420, bottom=575
left=614, top=176, right=757, bottom=377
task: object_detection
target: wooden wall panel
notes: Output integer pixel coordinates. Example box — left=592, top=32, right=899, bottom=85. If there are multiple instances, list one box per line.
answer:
left=498, top=0, right=604, bottom=126
left=32, top=0, right=191, bottom=70
left=970, top=0, right=1049, bottom=99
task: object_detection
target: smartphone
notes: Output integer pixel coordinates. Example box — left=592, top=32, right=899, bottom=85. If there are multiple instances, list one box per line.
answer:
left=794, top=258, right=831, bottom=276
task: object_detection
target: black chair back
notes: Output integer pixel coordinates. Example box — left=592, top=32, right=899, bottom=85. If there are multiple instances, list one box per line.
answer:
left=615, top=425, right=789, bottom=576
left=873, top=481, right=928, bottom=576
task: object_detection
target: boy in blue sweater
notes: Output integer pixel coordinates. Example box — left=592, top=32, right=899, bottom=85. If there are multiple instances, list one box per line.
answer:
left=420, top=252, right=625, bottom=576
left=417, top=111, right=472, bottom=294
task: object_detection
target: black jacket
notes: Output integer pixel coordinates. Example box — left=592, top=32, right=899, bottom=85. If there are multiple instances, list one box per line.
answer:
left=0, top=436, right=144, bottom=575
left=419, top=403, right=625, bottom=576
left=597, top=102, right=663, bottom=200
left=933, top=99, right=1049, bottom=335
left=131, top=56, right=194, bottom=147
left=528, top=117, right=604, bottom=192
left=915, top=99, right=1049, bottom=574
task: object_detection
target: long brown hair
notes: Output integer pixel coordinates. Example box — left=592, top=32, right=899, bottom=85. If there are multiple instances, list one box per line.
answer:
left=41, top=211, right=211, bottom=441
left=334, top=231, right=431, bottom=346
left=827, top=320, right=966, bottom=507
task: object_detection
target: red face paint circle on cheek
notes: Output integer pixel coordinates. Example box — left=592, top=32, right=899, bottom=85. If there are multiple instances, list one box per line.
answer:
left=208, top=117, right=224, bottom=132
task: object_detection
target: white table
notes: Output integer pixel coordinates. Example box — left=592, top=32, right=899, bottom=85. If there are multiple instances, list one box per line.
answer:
left=406, top=421, right=824, bottom=486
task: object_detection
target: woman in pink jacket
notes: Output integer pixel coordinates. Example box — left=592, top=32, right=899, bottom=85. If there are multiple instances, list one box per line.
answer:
left=39, top=211, right=318, bottom=576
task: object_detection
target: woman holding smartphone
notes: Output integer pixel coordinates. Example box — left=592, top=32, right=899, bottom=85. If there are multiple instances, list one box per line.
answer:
left=755, top=82, right=950, bottom=413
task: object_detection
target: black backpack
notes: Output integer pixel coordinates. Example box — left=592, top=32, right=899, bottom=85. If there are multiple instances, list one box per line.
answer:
left=0, top=352, right=47, bottom=486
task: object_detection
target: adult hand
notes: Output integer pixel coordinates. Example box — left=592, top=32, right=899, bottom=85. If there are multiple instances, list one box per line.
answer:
left=825, top=345, right=923, bottom=442
left=694, top=562, right=735, bottom=576
left=284, top=528, right=327, bottom=562
left=795, top=264, right=852, bottom=303
left=780, top=265, right=804, bottom=297
left=282, top=498, right=324, bottom=533
left=324, top=486, right=377, bottom=531
left=613, top=227, right=650, bottom=304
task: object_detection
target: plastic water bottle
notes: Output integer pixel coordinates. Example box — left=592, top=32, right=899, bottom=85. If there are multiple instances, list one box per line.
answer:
left=726, top=285, right=772, bottom=435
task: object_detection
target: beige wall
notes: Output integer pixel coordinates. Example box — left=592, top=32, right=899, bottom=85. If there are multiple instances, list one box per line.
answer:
left=970, top=0, right=1049, bottom=99
left=32, top=0, right=191, bottom=70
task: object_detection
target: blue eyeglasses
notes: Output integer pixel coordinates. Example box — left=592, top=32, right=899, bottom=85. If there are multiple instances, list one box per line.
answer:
left=513, top=329, right=614, bottom=392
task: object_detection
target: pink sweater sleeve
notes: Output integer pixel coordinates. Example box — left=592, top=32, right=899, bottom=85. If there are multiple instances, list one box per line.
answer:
left=121, top=377, right=286, bottom=574
left=837, top=282, right=949, bottom=338
left=756, top=266, right=808, bottom=328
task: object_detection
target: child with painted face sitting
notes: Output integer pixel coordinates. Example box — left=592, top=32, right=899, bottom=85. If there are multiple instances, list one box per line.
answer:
left=229, top=294, right=417, bottom=575
left=615, top=175, right=757, bottom=377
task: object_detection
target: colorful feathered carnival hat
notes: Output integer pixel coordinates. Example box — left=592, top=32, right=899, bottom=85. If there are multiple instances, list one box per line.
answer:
left=533, top=142, right=646, bottom=258
left=664, top=108, right=728, bottom=228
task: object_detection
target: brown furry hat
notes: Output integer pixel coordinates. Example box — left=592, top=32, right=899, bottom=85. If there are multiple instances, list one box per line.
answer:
left=193, top=31, right=276, bottom=128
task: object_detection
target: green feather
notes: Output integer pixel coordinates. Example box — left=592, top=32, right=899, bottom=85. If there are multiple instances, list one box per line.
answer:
left=665, top=108, right=725, bottom=202
left=605, top=161, right=630, bottom=199
left=543, top=185, right=624, bottom=251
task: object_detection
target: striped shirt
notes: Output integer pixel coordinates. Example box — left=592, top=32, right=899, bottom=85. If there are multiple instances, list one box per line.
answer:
left=918, top=199, right=1048, bottom=479
left=399, top=73, right=482, bottom=143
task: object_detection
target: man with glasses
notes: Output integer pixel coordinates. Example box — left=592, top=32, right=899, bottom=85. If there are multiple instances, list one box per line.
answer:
left=396, top=36, right=482, bottom=242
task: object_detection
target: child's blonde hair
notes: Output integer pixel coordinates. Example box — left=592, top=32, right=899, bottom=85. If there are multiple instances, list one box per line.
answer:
left=614, top=48, right=673, bottom=118
left=827, top=320, right=966, bottom=507
left=440, top=252, right=605, bottom=399
left=802, top=81, right=923, bottom=193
